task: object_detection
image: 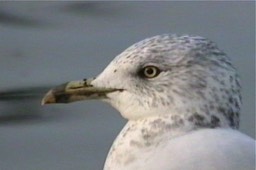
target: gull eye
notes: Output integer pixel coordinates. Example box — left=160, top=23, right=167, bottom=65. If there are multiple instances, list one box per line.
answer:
left=139, top=66, right=161, bottom=79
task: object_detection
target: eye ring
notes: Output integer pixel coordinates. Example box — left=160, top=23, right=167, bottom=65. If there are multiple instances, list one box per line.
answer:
left=140, top=66, right=161, bottom=78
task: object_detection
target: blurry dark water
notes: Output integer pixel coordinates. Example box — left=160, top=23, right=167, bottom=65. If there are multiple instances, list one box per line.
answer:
left=0, top=2, right=255, bottom=170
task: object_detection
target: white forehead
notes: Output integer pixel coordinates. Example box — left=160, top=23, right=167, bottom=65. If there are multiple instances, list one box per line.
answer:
left=111, top=34, right=218, bottom=67
left=98, top=34, right=228, bottom=85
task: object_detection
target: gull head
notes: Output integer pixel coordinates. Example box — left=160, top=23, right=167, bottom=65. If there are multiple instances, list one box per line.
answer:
left=42, top=34, right=241, bottom=129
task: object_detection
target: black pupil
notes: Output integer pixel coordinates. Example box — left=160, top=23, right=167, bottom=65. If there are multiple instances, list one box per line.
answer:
left=146, top=68, right=154, bottom=75
left=138, top=66, right=160, bottom=78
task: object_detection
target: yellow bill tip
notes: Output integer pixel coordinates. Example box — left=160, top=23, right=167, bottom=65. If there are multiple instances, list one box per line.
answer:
left=41, top=90, right=56, bottom=105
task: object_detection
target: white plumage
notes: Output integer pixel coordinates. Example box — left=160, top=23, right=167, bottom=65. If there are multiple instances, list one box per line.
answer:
left=43, top=34, right=255, bottom=170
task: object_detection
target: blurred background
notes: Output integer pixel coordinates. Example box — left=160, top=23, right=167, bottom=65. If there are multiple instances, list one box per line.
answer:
left=0, top=2, right=255, bottom=170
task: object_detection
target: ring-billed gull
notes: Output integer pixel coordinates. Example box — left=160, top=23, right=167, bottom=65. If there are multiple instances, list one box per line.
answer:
left=42, top=34, right=255, bottom=170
